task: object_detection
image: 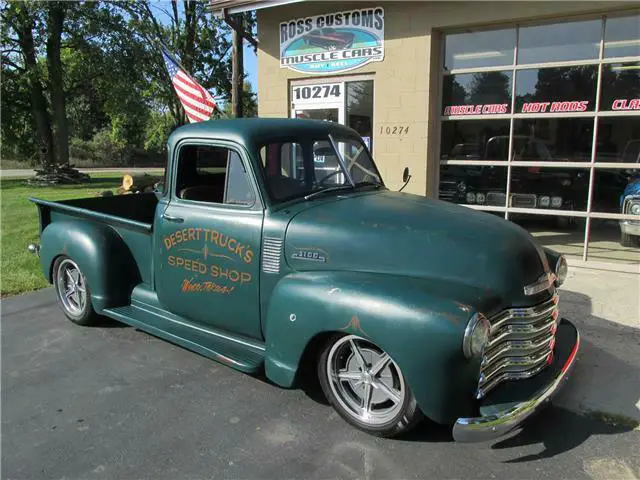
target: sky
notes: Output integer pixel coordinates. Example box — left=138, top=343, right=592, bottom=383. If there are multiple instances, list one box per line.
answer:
left=244, top=44, right=258, bottom=90
left=151, top=3, right=259, bottom=94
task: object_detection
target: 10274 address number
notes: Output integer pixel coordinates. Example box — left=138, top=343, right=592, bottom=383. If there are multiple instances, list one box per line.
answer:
left=379, top=125, right=410, bottom=135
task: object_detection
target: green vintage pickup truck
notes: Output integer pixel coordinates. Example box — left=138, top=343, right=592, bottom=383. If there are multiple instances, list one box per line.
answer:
left=29, top=119, right=579, bottom=441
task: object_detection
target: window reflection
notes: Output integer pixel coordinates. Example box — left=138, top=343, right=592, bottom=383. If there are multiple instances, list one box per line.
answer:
left=444, top=28, right=515, bottom=70
left=589, top=219, right=640, bottom=263
left=514, top=213, right=585, bottom=258
left=596, top=117, right=640, bottom=162
left=515, top=66, right=597, bottom=113
left=591, top=169, right=640, bottom=213
left=513, top=119, right=594, bottom=162
left=604, top=15, right=640, bottom=59
left=600, top=62, right=640, bottom=112
left=442, top=71, right=512, bottom=115
left=518, top=19, right=601, bottom=64
left=440, top=120, right=510, bottom=160
left=347, top=80, right=374, bottom=151
left=439, top=165, right=507, bottom=206
left=509, top=167, right=589, bottom=211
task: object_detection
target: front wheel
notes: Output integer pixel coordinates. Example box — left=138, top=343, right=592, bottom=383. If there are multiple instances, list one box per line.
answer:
left=621, top=231, right=640, bottom=247
left=53, top=256, right=99, bottom=326
left=318, top=334, right=423, bottom=437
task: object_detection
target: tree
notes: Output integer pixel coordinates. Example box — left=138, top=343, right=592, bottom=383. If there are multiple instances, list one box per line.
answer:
left=118, top=2, right=254, bottom=127
left=222, top=81, right=258, bottom=118
left=468, top=71, right=511, bottom=106
left=2, top=2, right=56, bottom=166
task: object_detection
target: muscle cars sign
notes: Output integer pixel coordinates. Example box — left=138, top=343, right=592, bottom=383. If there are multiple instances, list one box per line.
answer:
left=280, top=8, right=385, bottom=74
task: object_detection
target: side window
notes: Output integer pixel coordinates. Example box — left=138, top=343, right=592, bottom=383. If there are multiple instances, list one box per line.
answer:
left=224, top=151, right=255, bottom=205
left=259, top=142, right=305, bottom=201
left=175, top=145, right=255, bottom=206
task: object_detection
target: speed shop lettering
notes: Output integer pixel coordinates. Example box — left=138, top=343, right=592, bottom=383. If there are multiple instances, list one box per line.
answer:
left=163, top=228, right=254, bottom=264
left=167, top=256, right=251, bottom=284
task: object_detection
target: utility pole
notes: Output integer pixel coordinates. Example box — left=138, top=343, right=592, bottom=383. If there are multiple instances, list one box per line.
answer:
left=231, top=13, right=244, bottom=118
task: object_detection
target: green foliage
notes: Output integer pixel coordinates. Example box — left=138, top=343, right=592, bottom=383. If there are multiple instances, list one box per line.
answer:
left=1, top=1, right=257, bottom=167
left=222, top=81, right=259, bottom=118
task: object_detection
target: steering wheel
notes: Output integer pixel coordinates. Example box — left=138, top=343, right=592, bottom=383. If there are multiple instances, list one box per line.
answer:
left=317, top=170, right=343, bottom=186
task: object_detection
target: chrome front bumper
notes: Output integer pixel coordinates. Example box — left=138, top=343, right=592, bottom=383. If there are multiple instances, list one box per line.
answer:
left=620, top=220, right=640, bottom=237
left=453, top=318, right=580, bottom=442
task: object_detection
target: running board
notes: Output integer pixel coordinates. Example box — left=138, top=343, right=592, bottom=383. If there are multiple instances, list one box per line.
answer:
left=102, top=304, right=265, bottom=374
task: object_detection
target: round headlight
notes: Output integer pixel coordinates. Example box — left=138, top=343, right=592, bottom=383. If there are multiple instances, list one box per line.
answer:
left=539, top=196, right=550, bottom=207
left=462, top=313, right=490, bottom=359
left=631, top=203, right=640, bottom=215
left=457, top=181, right=467, bottom=193
left=551, top=196, right=563, bottom=208
left=476, top=193, right=486, bottom=204
left=466, top=192, right=476, bottom=203
left=555, top=255, right=568, bottom=287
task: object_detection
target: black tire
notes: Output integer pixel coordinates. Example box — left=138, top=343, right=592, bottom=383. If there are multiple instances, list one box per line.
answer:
left=556, top=216, right=576, bottom=230
left=52, top=255, right=100, bottom=326
left=621, top=232, right=640, bottom=247
left=318, top=333, right=423, bottom=438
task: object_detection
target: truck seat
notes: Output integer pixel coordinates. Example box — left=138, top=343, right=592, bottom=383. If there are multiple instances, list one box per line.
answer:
left=267, top=175, right=306, bottom=201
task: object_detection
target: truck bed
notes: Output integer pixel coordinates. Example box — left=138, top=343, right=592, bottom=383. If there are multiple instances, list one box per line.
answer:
left=31, top=193, right=159, bottom=286
left=31, top=193, right=159, bottom=232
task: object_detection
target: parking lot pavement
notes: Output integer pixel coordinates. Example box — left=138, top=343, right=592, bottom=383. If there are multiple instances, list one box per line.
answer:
left=2, top=288, right=639, bottom=480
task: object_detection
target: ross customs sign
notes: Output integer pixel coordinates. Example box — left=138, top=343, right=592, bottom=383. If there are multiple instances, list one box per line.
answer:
left=280, top=7, right=384, bottom=75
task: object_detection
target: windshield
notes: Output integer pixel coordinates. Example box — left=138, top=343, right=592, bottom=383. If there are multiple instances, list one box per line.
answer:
left=259, top=136, right=383, bottom=203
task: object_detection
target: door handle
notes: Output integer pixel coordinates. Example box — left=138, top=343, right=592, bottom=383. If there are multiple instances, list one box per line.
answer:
left=162, top=214, right=184, bottom=223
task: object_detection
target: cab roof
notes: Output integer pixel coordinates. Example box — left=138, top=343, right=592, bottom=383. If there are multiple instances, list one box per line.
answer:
left=167, top=118, right=361, bottom=150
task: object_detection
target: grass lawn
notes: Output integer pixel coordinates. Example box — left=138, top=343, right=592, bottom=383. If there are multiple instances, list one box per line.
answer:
left=1, top=174, right=124, bottom=297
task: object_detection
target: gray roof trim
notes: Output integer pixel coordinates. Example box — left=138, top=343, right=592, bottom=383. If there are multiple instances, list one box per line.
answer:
left=209, top=0, right=305, bottom=16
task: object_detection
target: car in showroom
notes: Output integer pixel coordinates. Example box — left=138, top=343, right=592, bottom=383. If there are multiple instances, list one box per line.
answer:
left=303, top=27, right=355, bottom=51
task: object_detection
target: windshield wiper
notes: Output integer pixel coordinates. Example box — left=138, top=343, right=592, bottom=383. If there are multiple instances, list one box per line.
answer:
left=303, top=185, right=354, bottom=201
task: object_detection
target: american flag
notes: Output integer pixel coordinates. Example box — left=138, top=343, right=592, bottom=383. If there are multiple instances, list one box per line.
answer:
left=162, top=48, right=217, bottom=123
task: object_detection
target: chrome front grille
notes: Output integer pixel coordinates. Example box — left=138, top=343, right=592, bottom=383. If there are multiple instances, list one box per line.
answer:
left=439, top=181, right=457, bottom=201
left=477, top=294, right=559, bottom=399
left=510, top=193, right=537, bottom=208
left=486, top=192, right=506, bottom=207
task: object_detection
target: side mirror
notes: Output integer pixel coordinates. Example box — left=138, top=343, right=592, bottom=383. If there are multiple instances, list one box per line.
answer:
left=399, top=167, right=412, bottom=192
left=153, top=182, right=165, bottom=199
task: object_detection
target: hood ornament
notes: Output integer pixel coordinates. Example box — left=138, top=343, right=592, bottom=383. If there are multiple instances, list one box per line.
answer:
left=524, top=272, right=556, bottom=296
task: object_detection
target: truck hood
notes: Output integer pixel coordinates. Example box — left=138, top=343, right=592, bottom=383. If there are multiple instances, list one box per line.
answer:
left=283, top=190, right=551, bottom=310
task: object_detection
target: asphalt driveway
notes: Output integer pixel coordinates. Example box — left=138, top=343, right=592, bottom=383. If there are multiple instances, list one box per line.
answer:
left=2, top=288, right=639, bottom=479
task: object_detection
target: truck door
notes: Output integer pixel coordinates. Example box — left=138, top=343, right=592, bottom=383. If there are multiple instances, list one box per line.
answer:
left=155, top=141, right=263, bottom=340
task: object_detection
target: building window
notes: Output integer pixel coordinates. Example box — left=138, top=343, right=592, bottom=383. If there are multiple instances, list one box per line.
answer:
left=440, top=13, right=640, bottom=264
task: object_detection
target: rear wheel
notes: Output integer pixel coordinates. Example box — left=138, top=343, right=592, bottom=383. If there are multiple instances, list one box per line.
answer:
left=318, top=334, right=423, bottom=437
left=53, top=256, right=99, bottom=326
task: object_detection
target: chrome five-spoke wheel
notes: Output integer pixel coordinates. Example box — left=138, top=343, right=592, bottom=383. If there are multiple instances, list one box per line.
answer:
left=318, top=334, right=423, bottom=437
left=53, top=256, right=98, bottom=326
left=56, top=258, right=87, bottom=315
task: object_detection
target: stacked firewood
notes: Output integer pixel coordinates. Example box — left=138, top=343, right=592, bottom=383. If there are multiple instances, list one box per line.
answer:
left=116, top=173, right=162, bottom=194
left=97, top=173, right=163, bottom=197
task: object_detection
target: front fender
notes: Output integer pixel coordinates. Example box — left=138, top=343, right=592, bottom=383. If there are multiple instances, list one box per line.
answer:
left=40, top=220, right=140, bottom=312
left=263, top=271, right=488, bottom=424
